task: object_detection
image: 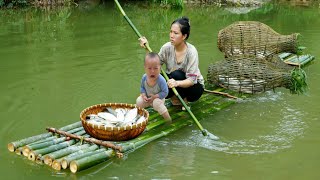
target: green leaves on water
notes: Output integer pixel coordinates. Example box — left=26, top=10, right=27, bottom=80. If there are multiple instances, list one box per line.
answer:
left=289, top=67, right=308, bottom=95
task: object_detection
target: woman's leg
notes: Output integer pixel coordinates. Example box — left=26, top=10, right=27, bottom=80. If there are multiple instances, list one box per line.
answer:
left=184, top=83, right=204, bottom=102
left=166, top=70, right=187, bottom=99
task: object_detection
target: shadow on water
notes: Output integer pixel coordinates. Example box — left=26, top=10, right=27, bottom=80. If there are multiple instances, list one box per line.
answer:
left=172, top=91, right=307, bottom=154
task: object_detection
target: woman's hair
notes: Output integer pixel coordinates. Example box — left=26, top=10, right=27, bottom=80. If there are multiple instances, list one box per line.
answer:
left=171, top=16, right=191, bottom=40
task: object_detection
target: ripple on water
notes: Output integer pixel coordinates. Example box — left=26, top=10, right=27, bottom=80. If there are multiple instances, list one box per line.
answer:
left=172, top=91, right=307, bottom=154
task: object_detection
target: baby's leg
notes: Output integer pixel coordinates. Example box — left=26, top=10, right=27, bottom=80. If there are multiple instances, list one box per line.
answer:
left=152, top=98, right=171, bottom=121
left=136, top=96, right=151, bottom=108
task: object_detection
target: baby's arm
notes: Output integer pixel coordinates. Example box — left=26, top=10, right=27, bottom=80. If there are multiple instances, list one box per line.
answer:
left=158, top=75, right=169, bottom=99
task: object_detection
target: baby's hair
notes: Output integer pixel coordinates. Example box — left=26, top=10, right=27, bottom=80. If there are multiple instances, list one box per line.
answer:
left=144, top=52, right=161, bottom=65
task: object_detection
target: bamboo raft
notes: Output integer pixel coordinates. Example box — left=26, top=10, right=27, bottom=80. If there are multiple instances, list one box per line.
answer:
left=7, top=89, right=237, bottom=173
left=278, top=52, right=315, bottom=66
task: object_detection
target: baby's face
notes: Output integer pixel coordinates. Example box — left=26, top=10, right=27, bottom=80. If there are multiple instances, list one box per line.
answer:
left=145, top=57, right=161, bottom=80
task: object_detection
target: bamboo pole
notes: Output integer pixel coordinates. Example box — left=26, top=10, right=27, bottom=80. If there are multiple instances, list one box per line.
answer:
left=60, top=147, right=106, bottom=170
left=8, top=121, right=82, bottom=152
left=46, top=127, right=122, bottom=152
left=22, top=127, right=84, bottom=157
left=114, top=0, right=209, bottom=136
left=28, top=130, right=87, bottom=161
left=43, top=143, right=91, bottom=166
left=69, top=149, right=114, bottom=173
left=204, top=89, right=238, bottom=99
left=58, top=144, right=101, bottom=170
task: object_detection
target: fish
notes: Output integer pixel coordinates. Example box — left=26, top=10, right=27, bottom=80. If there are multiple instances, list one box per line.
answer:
left=124, top=108, right=138, bottom=123
left=86, top=107, right=145, bottom=128
left=136, top=116, right=146, bottom=124
left=97, top=112, right=118, bottom=123
left=115, top=108, right=126, bottom=122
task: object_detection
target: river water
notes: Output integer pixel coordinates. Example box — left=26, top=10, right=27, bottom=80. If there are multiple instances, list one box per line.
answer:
left=0, top=1, right=319, bottom=179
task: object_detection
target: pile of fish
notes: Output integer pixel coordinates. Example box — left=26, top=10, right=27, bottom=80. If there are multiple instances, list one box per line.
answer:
left=218, top=75, right=266, bottom=94
left=86, top=107, right=146, bottom=127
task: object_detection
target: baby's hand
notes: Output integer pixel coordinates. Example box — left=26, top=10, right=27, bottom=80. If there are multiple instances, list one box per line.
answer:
left=142, top=95, right=149, bottom=102
left=148, top=94, right=157, bottom=102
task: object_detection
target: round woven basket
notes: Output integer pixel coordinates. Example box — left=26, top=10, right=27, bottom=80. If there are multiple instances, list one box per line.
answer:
left=80, top=103, right=149, bottom=141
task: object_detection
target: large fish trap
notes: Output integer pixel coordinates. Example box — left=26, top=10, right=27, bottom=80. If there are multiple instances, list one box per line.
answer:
left=217, top=21, right=299, bottom=59
left=207, top=54, right=308, bottom=94
left=207, top=55, right=293, bottom=94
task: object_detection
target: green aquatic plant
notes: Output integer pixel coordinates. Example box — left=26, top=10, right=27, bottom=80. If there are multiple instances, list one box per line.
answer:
left=289, top=67, right=308, bottom=95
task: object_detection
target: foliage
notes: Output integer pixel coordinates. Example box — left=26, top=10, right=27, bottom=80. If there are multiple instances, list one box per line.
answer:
left=153, top=0, right=184, bottom=9
left=289, top=67, right=308, bottom=95
left=0, top=0, right=28, bottom=8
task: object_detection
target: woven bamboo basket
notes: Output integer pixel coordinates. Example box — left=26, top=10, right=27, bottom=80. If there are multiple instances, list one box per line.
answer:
left=80, top=103, right=149, bottom=141
left=217, top=21, right=299, bottom=59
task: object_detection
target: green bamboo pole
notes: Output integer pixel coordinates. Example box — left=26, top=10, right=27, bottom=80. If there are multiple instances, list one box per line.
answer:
left=43, top=143, right=91, bottom=166
left=59, top=145, right=102, bottom=170
left=8, top=121, right=82, bottom=152
left=28, top=130, right=87, bottom=161
left=30, top=139, right=77, bottom=162
left=60, top=147, right=107, bottom=170
left=114, top=0, right=209, bottom=136
left=14, top=147, right=24, bottom=156
left=22, top=127, right=84, bottom=157
left=45, top=127, right=122, bottom=151
left=69, top=149, right=114, bottom=173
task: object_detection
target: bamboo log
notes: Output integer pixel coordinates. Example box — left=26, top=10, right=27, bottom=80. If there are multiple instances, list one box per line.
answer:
left=28, top=130, right=87, bottom=162
left=46, top=127, right=122, bottom=152
left=22, top=127, right=84, bottom=157
left=204, top=89, right=238, bottom=99
left=15, top=147, right=24, bottom=156
left=43, top=143, right=91, bottom=166
left=8, top=121, right=82, bottom=152
left=29, top=139, right=77, bottom=162
left=69, top=149, right=114, bottom=173
left=60, top=146, right=106, bottom=170
left=53, top=144, right=100, bottom=170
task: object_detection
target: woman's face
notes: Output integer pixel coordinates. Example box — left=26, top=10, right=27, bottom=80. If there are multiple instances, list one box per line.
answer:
left=170, top=23, right=187, bottom=46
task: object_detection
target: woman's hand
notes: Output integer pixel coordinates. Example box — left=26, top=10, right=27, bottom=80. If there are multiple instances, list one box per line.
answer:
left=138, top=37, right=148, bottom=48
left=167, top=79, right=179, bottom=88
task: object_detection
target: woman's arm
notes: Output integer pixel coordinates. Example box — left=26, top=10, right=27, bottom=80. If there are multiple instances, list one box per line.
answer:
left=167, top=78, right=193, bottom=88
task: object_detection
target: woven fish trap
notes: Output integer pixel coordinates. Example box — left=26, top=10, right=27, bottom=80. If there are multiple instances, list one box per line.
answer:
left=207, top=54, right=293, bottom=94
left=217, top=21, right=299, bottom=59
left=80, top=103, right=149, bottom=141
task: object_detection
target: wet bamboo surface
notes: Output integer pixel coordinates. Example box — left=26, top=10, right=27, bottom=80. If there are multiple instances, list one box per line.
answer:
left=7, top=88, right=238, bottom=173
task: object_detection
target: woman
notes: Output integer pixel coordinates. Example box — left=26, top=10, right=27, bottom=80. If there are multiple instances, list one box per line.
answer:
left=139, top=17, right=204, bottom=106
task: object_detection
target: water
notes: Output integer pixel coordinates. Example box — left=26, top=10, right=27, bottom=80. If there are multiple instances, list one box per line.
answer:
left=1, top=1, right=320, bottom=179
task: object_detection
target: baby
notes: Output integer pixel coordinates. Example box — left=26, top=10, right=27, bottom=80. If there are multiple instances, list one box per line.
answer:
left=136, top=52, right=171, bottom=121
